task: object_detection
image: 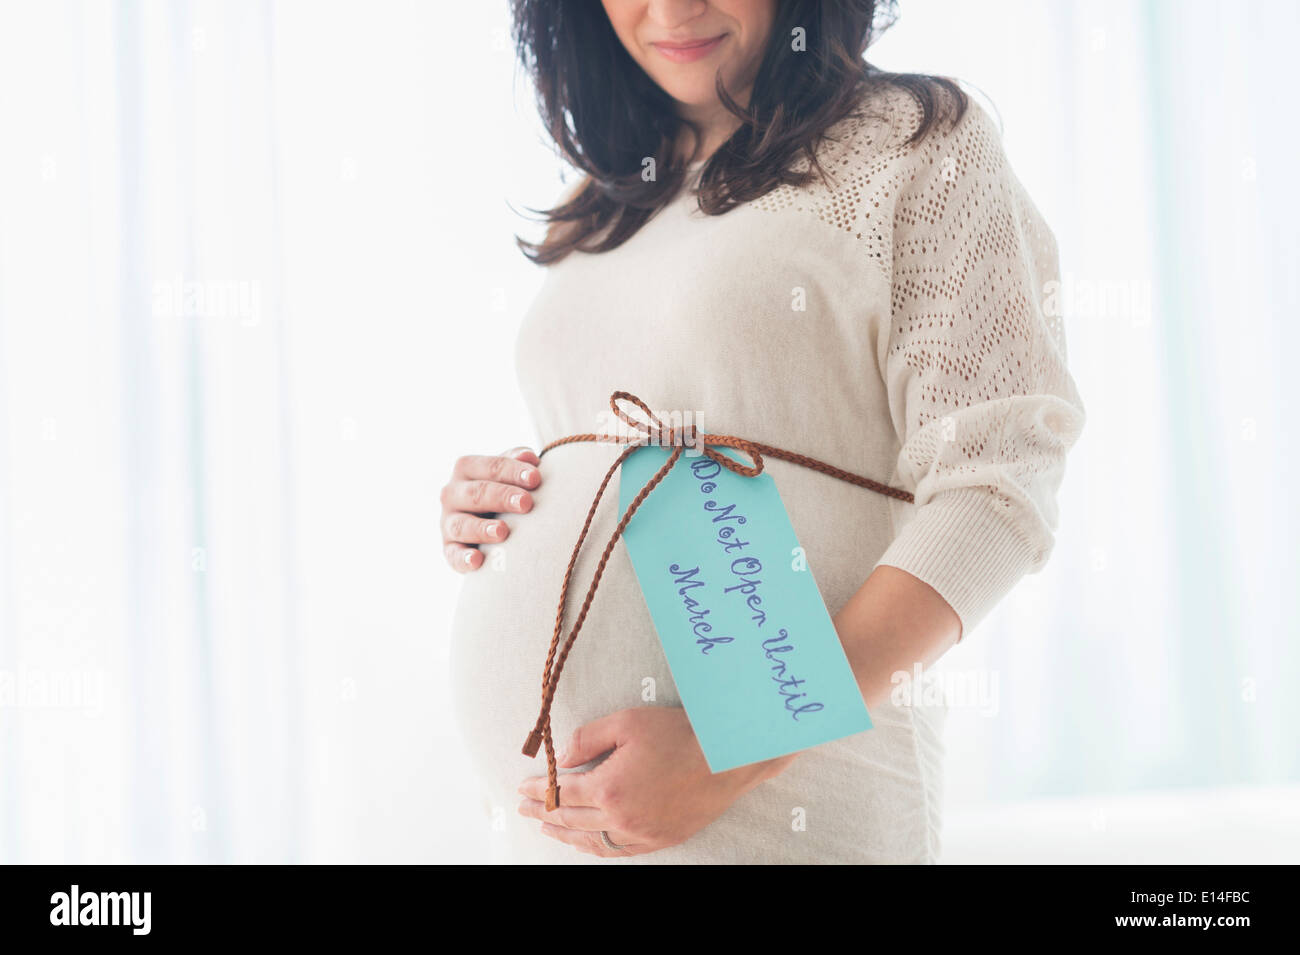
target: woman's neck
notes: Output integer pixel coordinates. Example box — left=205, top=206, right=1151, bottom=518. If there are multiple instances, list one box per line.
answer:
left=675, top=94, right=749, bottom=165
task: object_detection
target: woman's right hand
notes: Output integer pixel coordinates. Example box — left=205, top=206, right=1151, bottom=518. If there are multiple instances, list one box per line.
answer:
left=440, top=447, right=542, bottom=573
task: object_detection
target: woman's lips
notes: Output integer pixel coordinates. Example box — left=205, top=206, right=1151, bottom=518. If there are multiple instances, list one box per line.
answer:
left=652, top=34, right=727, bottom=63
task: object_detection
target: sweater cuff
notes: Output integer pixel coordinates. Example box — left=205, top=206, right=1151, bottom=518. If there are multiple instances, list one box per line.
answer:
left=873, top=486, right=1042, bottom=641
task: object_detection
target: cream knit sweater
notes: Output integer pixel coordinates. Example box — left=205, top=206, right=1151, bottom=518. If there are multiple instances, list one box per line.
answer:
left=450, top=84, right=1085, bottom=864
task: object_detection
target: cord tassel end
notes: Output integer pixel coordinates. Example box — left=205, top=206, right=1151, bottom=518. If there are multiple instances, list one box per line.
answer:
left=522, top=729, right=543, bottom=758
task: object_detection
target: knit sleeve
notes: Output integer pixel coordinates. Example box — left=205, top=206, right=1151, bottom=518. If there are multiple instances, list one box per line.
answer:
left=871, top=94, right=1086, bottom=640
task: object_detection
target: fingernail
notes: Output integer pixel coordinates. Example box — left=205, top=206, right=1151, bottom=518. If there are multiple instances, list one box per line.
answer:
left=509, top=493, right=523, bottom=510
left=484, top=521, right=501, bottom=539
left=557, top=749, right=568, bottom=763
left=462, top=550, right=474, bottom=565
left=520, top=468, right=534, bottom=485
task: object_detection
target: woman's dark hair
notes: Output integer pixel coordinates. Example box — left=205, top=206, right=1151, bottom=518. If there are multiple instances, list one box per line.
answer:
left=512, top=0, right=967, bottom=265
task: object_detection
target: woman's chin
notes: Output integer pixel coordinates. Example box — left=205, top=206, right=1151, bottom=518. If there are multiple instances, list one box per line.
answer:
left=655, top=82, right=730, bottom=112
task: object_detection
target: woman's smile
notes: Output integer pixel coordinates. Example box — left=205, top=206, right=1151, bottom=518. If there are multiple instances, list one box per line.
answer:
left=597, top=0, right=776, bottom=130
left=652, top=33, right=729, bottom=63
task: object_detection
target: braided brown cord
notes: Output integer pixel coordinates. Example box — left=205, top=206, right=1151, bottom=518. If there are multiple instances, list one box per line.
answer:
left=523, top=444, right=684, bottom=810
left=530, top=444, right=639, bottom=742
left=521, top=391, right=914, bottom=810
left=521, top=442, right=640, bottom=800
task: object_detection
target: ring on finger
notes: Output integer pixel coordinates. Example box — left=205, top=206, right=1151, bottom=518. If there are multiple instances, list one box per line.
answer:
left=599, top=830, right=628, bottom=852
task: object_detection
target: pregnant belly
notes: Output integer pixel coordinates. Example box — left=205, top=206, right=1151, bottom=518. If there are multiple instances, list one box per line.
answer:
left=448, top=443, right=679, bottom=801
left=448, top=443, right=903, bottom=812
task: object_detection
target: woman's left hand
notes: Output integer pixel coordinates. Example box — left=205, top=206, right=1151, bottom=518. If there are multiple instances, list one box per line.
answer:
left=517, top=706, right=794, bottom=857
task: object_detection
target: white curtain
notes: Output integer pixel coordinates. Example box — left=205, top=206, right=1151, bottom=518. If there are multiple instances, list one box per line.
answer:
left=0, top=0, right=1294, bottom=863
left=0, top=0, right=300, bottom=862
left=0, top=0, right=558, bottom=864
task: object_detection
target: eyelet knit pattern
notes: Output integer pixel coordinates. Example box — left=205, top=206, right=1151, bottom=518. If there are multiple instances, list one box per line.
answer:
left=755, top=85, right=1086, bottom=638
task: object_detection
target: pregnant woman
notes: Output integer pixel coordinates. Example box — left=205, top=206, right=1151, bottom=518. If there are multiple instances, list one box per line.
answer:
left=443, top=0, right=1085, bottom=863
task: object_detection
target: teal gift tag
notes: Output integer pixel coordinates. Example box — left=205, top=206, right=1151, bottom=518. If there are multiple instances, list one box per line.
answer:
left=618, top=444, right=872, bottom=773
